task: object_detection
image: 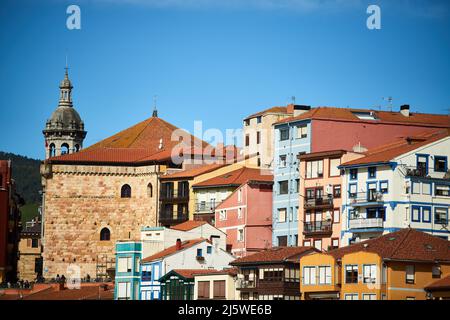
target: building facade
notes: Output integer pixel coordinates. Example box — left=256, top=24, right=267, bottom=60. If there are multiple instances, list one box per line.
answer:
left=194, top=269, right=238, bottom=300
left=17, top=218, right=43, bottom=282
left=215, top=178, right=273, bottom=257
left=340, top=130, right=450, bottom=245
left=115, top=241, right=142, bottom=300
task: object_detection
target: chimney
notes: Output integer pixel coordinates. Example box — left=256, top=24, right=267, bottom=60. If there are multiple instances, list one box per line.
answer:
left=400, top=104, right=410, bottom=117
left=292, top=105, right=311, bottom=117
left=176, top=238, right=182, bottom=250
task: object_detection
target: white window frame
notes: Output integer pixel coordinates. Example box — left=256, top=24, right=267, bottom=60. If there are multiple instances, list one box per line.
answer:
left=318, top=266, right=332, bottom=285
left=303, top=266, right=316, bottom=285
left=363, top=264, right=377, bottom=284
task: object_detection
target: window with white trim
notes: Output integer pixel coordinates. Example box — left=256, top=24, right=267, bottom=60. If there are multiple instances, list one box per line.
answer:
left=237, top=229, right=244, bottom=242
left=219, top=210, right=227, bottom=221
left=296, top=124, right=308, bottom=139
left=344, top=293, right=358, bottom=300
left=318, top=266, right=332, bottom=285
left=362, top=294, right=376, bottom=300
left=306, top=160, right=324, bottom=179
left=405, top=265, right=415, bottom=284
left=363, top=265, right=377, bottom=284
left=117, top=282, right=131, bottom=300
left=278, top=208, right=287, bottom=223
left=303, top=267, right=316, bottom=285
left=329, top=158, right=341, bottom=177
left=118, top=257, right=132, bottom=273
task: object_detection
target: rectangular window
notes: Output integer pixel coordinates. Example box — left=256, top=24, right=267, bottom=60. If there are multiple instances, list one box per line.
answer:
left=303, top=267, right=316, bottom=285
left=117, top=282, right=131, bottom=300
left=314, top=239, right=322, bottom=251
left=412, top=182, right=421, bottom=194
left=432, top=265, right=441, bottom=279
left=237, top=229, right=244, bottom=242
left=434, top=207, right=448, bottom=225
left=135, top=257, right=140, bottom=273
left=412, top=207, right=421, bottom=222
left=213, top=280, right=226, bottom=299
left=344, top=293, right=359, bottom=300
left=297, top=124, right=308, bottom=139
left=380, top=181, right=388, bottom=194
left=280, top=128, right=289, bottom=141
left=435, top=185, right=450, bottom=197
left=278, top=208, right=287, bottom=223
left=238, top=208, right=242, bottom=219
left=279, top=181, right=289, bottom=195
left=332, top=238, right=339, bottom=249
left=257, top=116, right=262, bottom=124
left=245, top=134, right=250, bottom=147
left=434, top=156, right=447, bottom=172
left=368, top=167, right=376, bottom=179
left=31, top=238, right=39, bottom=248
left=318, top=266, right=332, bottom=285
left=422, top=183, right=431, bottom=195
left=329, top=158, right=341, bottom=177
left=350, top=169, right=358, bottom=180
left=256, top=131, right=261, bottom=144
left=118, top=257, right=132, bottom=273
left=345, top=265, right=358, bottom=284
left=363, top=265, right=377, bottom=284
left=332, top=209, right=340, bottom=223
left=349, top=184, right=357, bottom=198
left=198, top=281, right=210, bottom=299
left=417, top=155, right=428, bottom=175
left=306, top=160, right=324, bottom=179
left=207, top=246, right=212, bottom=254
left=197, top=248, right=203, bottom=257
left=406, top=265, right=415, bottom=284
left=422, top=207, right=431, bottom=223
left=294, top=179, right=300, bottom=193
left=279, top=155, right=287, bottom=168
left=238, top=189, right=242, bottom=202
left=219, top=210, right=227, bottom=221
left=362, top=294, right=377, bottom=300
left=333, top=185, right=341, bottom=198
left=278, top=236, right=288, bottom=246
left=303, top=240, right=311, bottom=247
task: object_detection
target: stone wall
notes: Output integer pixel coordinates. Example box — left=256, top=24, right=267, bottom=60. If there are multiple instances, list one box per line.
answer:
left=41, top=163, right=160, bottom=279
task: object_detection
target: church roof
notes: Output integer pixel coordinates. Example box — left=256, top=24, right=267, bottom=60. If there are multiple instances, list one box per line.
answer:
left=46, top=115, right=211, bottom=165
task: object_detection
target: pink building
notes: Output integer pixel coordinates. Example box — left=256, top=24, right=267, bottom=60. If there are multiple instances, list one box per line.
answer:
left=215, top=176, right=273, bottom=258
left=298, top=150, right=363, bottom=251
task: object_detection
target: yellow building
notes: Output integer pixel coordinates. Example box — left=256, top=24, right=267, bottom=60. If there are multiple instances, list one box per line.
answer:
left=300, top=229, right=450, bottom=300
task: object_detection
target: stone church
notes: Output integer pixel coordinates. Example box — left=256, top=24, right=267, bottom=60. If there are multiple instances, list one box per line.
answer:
left=40, top=69, right=213, bottom=279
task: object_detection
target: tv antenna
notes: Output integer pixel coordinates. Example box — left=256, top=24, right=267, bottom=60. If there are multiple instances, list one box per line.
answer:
left=382, top=96, right=393, bottom=112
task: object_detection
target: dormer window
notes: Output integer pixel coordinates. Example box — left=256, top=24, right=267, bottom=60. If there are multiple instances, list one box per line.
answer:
left=352, top=111, right=377, bottom=120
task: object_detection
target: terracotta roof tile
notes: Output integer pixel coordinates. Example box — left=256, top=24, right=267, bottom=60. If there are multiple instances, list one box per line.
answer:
left=142, top=238, right=206, bottom=263
left=341, top=129, right=450, bottom=166
left=192, top=268, right=238, bottom=277
left=244, top=106, right=290, bottom=120
left=160, top=163, right=229, bottom=180
left=231, top=247, right=317, bottom=265
left=192, top=167, right=273, bottom=188
left=171, top=269, right=223, bottom=279
left=425, top=275, right=450, bottom=291
left=274, top=106, right=450, bottom=127
left=170, top=220, right=209, bottom=231
left=326, top=229, right=450, bottom=262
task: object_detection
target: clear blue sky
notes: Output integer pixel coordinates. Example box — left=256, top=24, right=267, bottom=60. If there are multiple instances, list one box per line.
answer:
left=0, top=0, right=449, bottom=160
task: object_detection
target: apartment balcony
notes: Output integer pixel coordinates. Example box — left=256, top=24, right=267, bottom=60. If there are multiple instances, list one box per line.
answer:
left=303, top=221, right=333, bottom=236
left=405, top=167, right=428, bottom=178
left=304, top=197, right=334, bottom=210
left=159, top=189, right=189, bottom=202
left=194, top=201, right=221, bottom=213
left=349, top=218, right=384, bottom=230
left=159, top=213, right=189, bottom=226
left=236, top=279, right=256, bottom=289
left=348, top=192, right=384, bottom=207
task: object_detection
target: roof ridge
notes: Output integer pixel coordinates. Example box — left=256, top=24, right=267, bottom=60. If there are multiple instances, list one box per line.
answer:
left=383, top=229, right=411, bottom=259
left=126, top=117, right=157, bottom=149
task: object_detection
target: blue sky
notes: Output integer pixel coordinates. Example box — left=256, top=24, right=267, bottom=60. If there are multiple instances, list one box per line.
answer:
left=0, top=0, right=449, bottom=160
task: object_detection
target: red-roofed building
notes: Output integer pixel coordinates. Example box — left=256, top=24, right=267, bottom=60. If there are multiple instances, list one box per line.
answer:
left=230, top=246, right=318, bottom=300
left=193, top=268, right=239, bottom=300
left=339, top=130, right=450, bottom=245
left=192, top=167, right=272, bottom=224
left=300, top=229, right=450, bottom=300
left=425, top=275, right=450, bottom=300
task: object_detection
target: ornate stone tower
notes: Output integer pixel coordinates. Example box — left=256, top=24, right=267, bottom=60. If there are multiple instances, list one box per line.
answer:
left=43, top=68, right=87, bottom=159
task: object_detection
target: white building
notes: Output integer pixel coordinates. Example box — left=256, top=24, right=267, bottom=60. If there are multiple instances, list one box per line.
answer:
left=194, top=269, right=239, bottom=300
left=140, top=238, right=235, bottom=300
left=340, top=130, right=450, bottom=245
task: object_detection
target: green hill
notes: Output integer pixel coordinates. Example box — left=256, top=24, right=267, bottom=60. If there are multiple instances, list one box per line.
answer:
left=0, top=151, right=42, bottom=222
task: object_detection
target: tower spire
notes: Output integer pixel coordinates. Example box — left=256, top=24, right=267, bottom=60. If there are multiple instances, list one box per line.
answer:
left=152, top=95, right=158, bottom=117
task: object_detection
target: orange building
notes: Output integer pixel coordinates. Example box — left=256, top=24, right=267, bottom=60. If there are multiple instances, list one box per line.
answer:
left=297, top=150, right=362, bottom=250
left=299, top=229, right=450, bottom=300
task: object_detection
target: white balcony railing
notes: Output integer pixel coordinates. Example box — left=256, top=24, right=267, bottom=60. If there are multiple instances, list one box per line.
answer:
left=349, top=218, right=383, bottom=229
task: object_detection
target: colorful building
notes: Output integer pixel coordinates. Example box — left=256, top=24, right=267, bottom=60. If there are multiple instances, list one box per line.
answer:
left=298, top=150, right=363, bottom=251
left=115, top=241, right=142, bottom=300
left=215, top=175, right=273, bottom=257
left=17, top=218, right=43, bottom=282
left=0, top=160, right=23, bottom=283
left=139, top=238, right=235, bottom=300
left=230, top=246, right=318, bottom=300
left=299, top=228, right=450, bottom=300
left=159, top=269, right=214, bottom=300
left=425, top=275, right=450, bottom=300
left=192, top=167, right=270, bottom=225
left=339, top=129, right=450, bottom=245
left=272, top=104, right=450, bottom=247
left=194, top=268, right=238, bottom=300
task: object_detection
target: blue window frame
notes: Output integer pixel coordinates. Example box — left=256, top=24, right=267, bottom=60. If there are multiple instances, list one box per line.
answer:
left=422, top=206, right=431, bottom=223
left=349, top=183, right=357, bottom=198
left=367, top=182, right=377, bottom=201
left=379, top=180, right=389, bottom=194
left=207, top=246, right=212, bottom=254
left=434, top=207, right=448, bottom=225
left=411, top=206, right=421, bottom=222
left=416, top=154, right=429, bottom=175
left=422, top=182, right=432, bottom=195
left=368, top=167, right=376, bottom=179
left=196, top=248, right=203, bottom=257
left=411, top=182, right=421, bottom=195
left=434, top=156, right=448, bottom=173
left=350, top=169, right=358, bottom=180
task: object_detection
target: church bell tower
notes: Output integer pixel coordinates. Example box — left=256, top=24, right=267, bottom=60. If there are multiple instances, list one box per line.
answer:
left=43, top=67, right=87, bottom=159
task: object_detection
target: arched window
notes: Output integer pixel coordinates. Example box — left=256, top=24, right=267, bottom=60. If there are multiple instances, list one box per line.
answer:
left=121, top=184, right=131, bottom=198
left=74, top=144, right=80, bottom=152
left=100, top=228, right=110, bottom=241
left=147, top=183, right=153, bottom=197
left=49, top=144, right=56, bottom=157
left=61, top=143, right=70, bottom=155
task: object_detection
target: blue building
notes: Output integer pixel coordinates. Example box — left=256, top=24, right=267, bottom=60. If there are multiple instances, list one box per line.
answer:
left=272, top=106, right=312, bottom=247
left=114, top=241, right=142, bottom=300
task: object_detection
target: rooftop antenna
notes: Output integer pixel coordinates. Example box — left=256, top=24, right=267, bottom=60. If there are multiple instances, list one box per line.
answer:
left=291, top=96, right=296, bottom=105
left=382, top=96, right=393, bottom=112
left=65, top=51, right=69, bottom=75
left=152, top=95, right=158, bottom=117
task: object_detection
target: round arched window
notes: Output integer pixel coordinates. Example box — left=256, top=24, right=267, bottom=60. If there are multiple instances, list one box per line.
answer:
left=121, top=184, right=131, bottom=198
left=147, top=183, right=153, bottom=197
left=100, top=228, right=110, bottom=241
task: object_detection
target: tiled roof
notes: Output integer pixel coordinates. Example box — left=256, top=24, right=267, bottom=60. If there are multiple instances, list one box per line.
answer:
left=46, top=115, right=210, bottom=164
left=171, top=269, right=222, bottom=279
left=160, top=163, right=228, bottom=180
left=425, top=275, right=450, bottom=291
left=192, top=268, right=238, bottom=277
left=326, top=229, right=450, bottom=262
left=273, top=106, right=450, bottom=127
left=244, top=106, right=290, bottom=120
left=231, top=247, right=316, bottom=265
left=192, top=167, right=273, bottom=188
left=141, top=238, right=206, bottom=263
left=341, top=129, right=450, bottom=166
left=298, top=149, right=347, bottom=161
left=170, top=220, right=209, bottom=231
